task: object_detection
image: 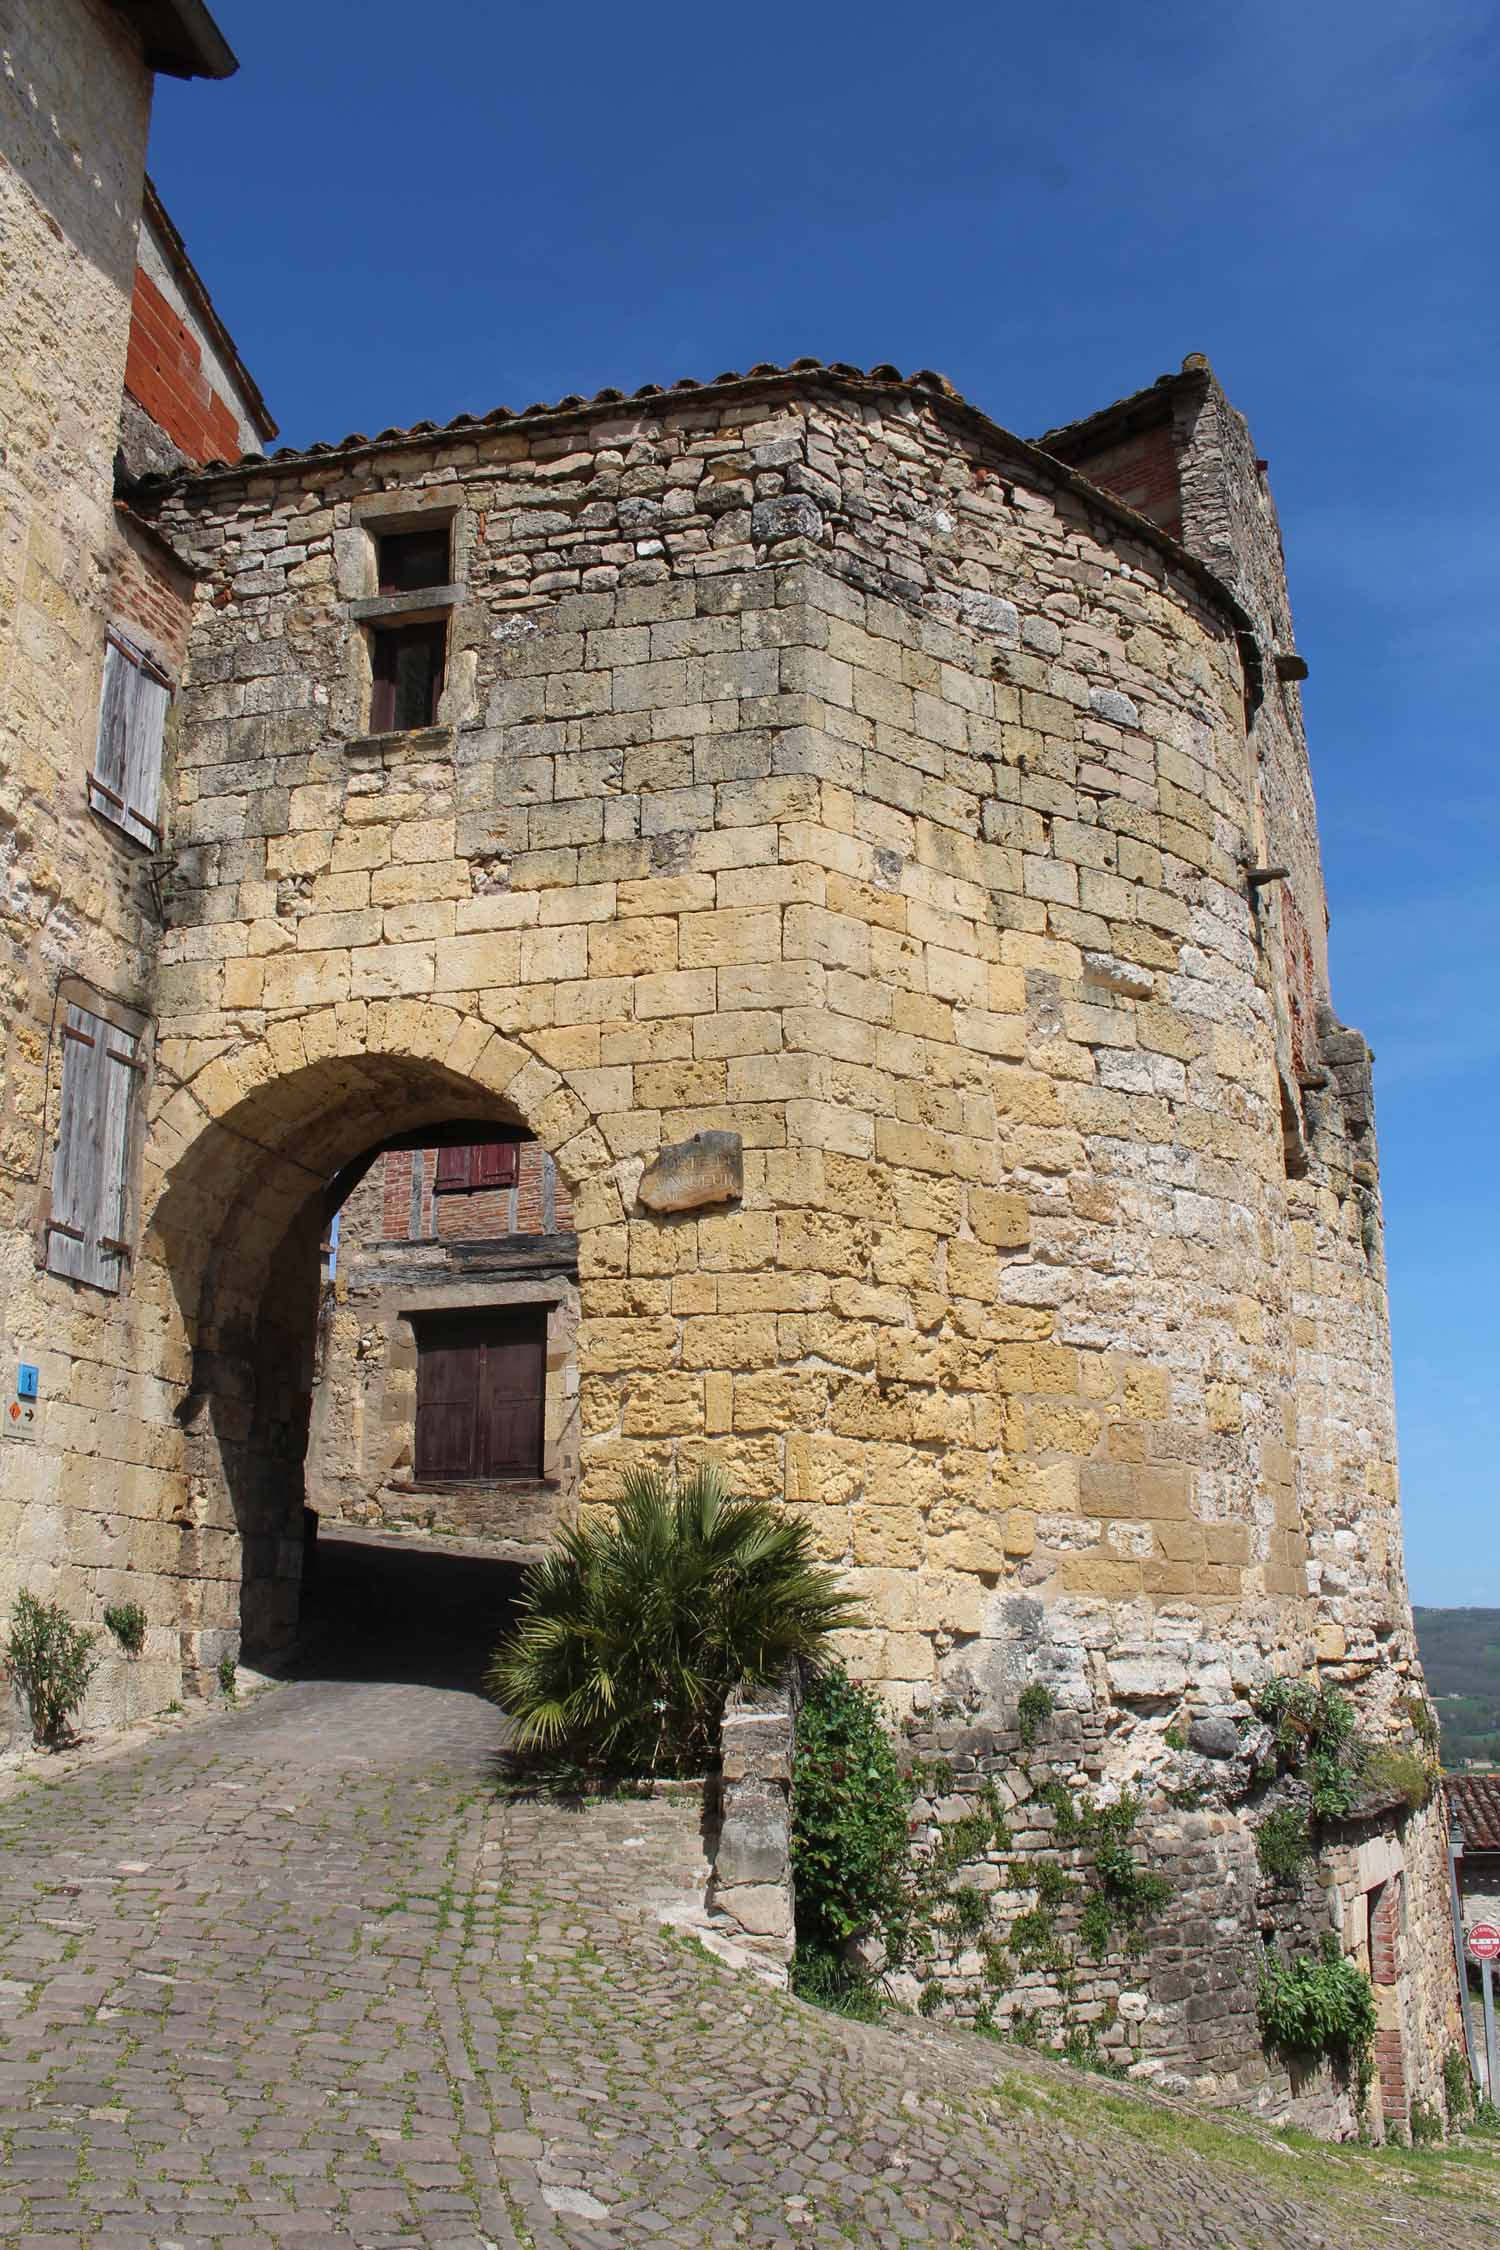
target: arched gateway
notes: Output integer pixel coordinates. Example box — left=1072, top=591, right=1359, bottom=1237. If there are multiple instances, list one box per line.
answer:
left=4, top=357, right=1458, bottom=2131
left=143, top=1017, right=584, bottom=1669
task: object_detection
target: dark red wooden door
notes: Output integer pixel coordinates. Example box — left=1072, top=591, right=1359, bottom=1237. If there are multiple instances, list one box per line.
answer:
left=414, top=1309, right=545, bottom=1479
left=480, top=1326, right=545, bottom=1478
left=415, top=1330, right=481, bottom=1478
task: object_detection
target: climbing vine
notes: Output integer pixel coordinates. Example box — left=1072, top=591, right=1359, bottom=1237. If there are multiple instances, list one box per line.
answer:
left=790, top=1666, right=1171, bottom=2072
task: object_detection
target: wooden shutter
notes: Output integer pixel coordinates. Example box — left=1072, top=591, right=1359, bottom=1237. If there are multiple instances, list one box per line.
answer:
left=370, top=622, right=445, bottom=732
left=414, top=1329, right=481, bottom=1478
left=377, top=528, right=449, bottom=594
left=473, top=1140, right=517, bottom=1189
left=414, top=1309, right=545, bottom=1480
left=434, top=1143, right=472, bottom=1192
left=91, top=635, right=167, bottom=847
left=47, top=1005, right=140, bottom=1291
left=478, top=1317, right=545, bottom=1477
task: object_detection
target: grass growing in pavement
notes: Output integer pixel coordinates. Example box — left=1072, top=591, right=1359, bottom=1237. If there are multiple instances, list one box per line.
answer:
left=1017, top=2062, right=1500, bottom=2222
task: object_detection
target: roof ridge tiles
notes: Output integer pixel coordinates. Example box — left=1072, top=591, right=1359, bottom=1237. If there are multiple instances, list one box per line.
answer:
left=153, top=357, right=1260, bottom=649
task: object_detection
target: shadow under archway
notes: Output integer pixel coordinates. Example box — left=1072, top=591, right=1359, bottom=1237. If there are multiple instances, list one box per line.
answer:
left=282, top=1524, right=526, bottom=1695
left=146, top=1048, right=551, bottom=1688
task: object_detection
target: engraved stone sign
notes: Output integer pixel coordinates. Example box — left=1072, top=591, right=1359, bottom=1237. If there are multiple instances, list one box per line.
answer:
left=637, top=1129, right=743, bottom=1214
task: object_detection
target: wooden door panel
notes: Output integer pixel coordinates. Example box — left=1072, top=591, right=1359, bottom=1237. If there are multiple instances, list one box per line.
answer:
left=479, top=1326, right=545, bottom=1477
left=415, top=1338, right=480, bottom=1477
left=414, top=1312, right=546, bottom=1481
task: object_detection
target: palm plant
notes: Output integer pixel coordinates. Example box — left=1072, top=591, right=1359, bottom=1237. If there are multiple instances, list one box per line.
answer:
left=488, top=1464, right=861, bottom=1775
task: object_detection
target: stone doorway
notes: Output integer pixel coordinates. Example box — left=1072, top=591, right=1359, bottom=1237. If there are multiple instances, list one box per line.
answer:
left=144, top=1045, right=578, bottom=1693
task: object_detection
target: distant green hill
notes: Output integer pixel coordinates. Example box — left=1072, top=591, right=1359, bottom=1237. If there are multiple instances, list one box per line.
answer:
left=1413, top=1608, right=1500, bottom=1767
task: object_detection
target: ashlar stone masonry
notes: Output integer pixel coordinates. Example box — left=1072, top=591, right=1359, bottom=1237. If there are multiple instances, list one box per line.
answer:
left=3, top=347, right=1461, bottom=2133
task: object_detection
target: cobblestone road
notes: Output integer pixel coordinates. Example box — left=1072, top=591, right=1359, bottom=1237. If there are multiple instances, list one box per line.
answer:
left=2, top=1600, right=1496, bottom=2248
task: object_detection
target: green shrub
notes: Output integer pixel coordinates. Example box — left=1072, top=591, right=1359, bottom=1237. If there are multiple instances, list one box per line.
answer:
left=103, top=1601, right=147, bottom=1656
left=1443, top=2045, right=1474, bottom=2126
left=943, top=1884, right=993, bottom=1942
left=791, top=1661, right=914, bottom=1968
left=1254, top=1674, right=1366, bottom=1820
left=1409, top=2098, right=1443, bottom=2146
left=1256, top=1805, right=1313, bottom=1881
left=789, top=1946, right=885, bottom=2020
left=1061, top=2023, right=1127, bottom=2079
left=4, top=1592, right=98, bottom=1748
left=1253, top=1674, right=1356, bottom=1765
left=1359, top=1742, right=1433, bottom=1813
left=1257, top=1933, right=1375, bottom=2099
left=489, top=1466, right=860, bottom=1774
left=1017, top=1681, right=1054, bottom=1748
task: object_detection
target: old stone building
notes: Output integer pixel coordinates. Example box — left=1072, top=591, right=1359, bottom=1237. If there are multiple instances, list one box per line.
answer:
left=306, top=1133, right=577, bottom=1541
left=0, top=0, right=1464, bottom=2143
left=0, top=0, right=269, bottom=1730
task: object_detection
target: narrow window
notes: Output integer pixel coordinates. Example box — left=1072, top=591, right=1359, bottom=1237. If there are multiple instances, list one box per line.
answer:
left=377, top=527, right=449, bottom=594
left=433, top=1140, right=518, bottom=1194
left=413, top=1307, right=546, bottom=1481
left=46, top=1004, right=142, bottom=1291
left=90, top=632, right=169, bottom=847
left=370, top=619, right=446, bottom=732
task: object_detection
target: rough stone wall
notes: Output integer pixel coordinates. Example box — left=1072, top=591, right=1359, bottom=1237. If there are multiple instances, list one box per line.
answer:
left=0, top=353, right=1436, bottom=2124
left=901, top=1693, right=1448, bottom=2137
left=306, top=1141, right=579, bottom=1541
left=0, top=0, right=193, bottom=1742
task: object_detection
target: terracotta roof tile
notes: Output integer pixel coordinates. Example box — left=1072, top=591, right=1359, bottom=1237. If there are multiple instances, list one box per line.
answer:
left=1448, top=1772, right=1500, bottom=1851
left=181, top=360, right=965, bottom=477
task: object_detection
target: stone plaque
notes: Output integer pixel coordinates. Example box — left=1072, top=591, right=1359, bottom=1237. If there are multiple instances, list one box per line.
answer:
left=637, top=1130, right=743, bottom=1214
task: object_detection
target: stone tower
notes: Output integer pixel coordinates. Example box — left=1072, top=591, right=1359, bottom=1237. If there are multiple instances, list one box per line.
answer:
left=5, top=349, right=1458, bottom=2130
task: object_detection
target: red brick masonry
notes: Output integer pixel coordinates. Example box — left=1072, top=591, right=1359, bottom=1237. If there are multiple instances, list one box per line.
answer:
left=124, top=266, right=243, bottom=467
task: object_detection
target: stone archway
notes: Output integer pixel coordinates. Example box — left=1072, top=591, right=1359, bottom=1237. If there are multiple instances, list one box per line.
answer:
left=139, top=1009, right=611, bottom=1688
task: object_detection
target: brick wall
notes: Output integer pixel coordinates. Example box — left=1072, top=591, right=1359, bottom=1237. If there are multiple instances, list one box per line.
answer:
left=124, top=264, right=244, bottom=468
left=1063, top=421, right=1182, bottom=537
left=369, top=1143, right=574, bottom=1244
left=104, top=511, right=195, bottom=674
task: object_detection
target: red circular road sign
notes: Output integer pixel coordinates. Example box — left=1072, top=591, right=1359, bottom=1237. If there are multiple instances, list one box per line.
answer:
left=1468, top=1922, right=1500, bottom=1961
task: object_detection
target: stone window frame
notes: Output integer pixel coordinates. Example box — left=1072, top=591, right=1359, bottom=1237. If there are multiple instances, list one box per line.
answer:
left=336, top=490, right=473, bottom=746
left=389, top=1278, right=575, bottom=1497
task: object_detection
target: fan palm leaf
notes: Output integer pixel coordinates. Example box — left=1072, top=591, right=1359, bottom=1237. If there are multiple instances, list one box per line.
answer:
left=488, top=1464, right=861, bottom=1773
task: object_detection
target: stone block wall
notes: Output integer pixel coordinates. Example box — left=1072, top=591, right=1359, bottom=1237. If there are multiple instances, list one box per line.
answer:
left=0, top=0, right=197, bottom=1736
left=0, top=350, right=1451, bottom=2121
left=901, top=1689, right=1447, bottom=2136
left=710, top=1677, right=798, bottom=1967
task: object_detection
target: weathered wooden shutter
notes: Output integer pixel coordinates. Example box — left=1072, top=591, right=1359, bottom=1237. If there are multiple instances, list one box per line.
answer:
left=414, top=1329, right=481, bottom=1478
left=434, top=1143, right=471, bottom=1192
left=91, top=635, right=168, bottom=848
left=414, top=1309, right=546, bottom=1480
left=47, top=1005, right=140, bottom=1291
left=473, top=1140, right=517, bottom=1189
left=478, top=1317, right=545, bottom=1477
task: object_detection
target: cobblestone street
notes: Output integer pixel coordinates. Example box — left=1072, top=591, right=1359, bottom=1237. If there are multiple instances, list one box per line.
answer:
left=1, top=1550, right=1496, bottom=2248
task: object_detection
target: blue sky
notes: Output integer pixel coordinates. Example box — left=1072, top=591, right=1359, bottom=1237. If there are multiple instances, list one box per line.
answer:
left=150, top=0, right=1498, bottom=1604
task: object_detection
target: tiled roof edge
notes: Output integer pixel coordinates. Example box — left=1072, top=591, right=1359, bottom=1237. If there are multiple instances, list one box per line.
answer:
left=1033, top=357, right=1213, bottom=458
left=155, top=358, right=1257, bottom=644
